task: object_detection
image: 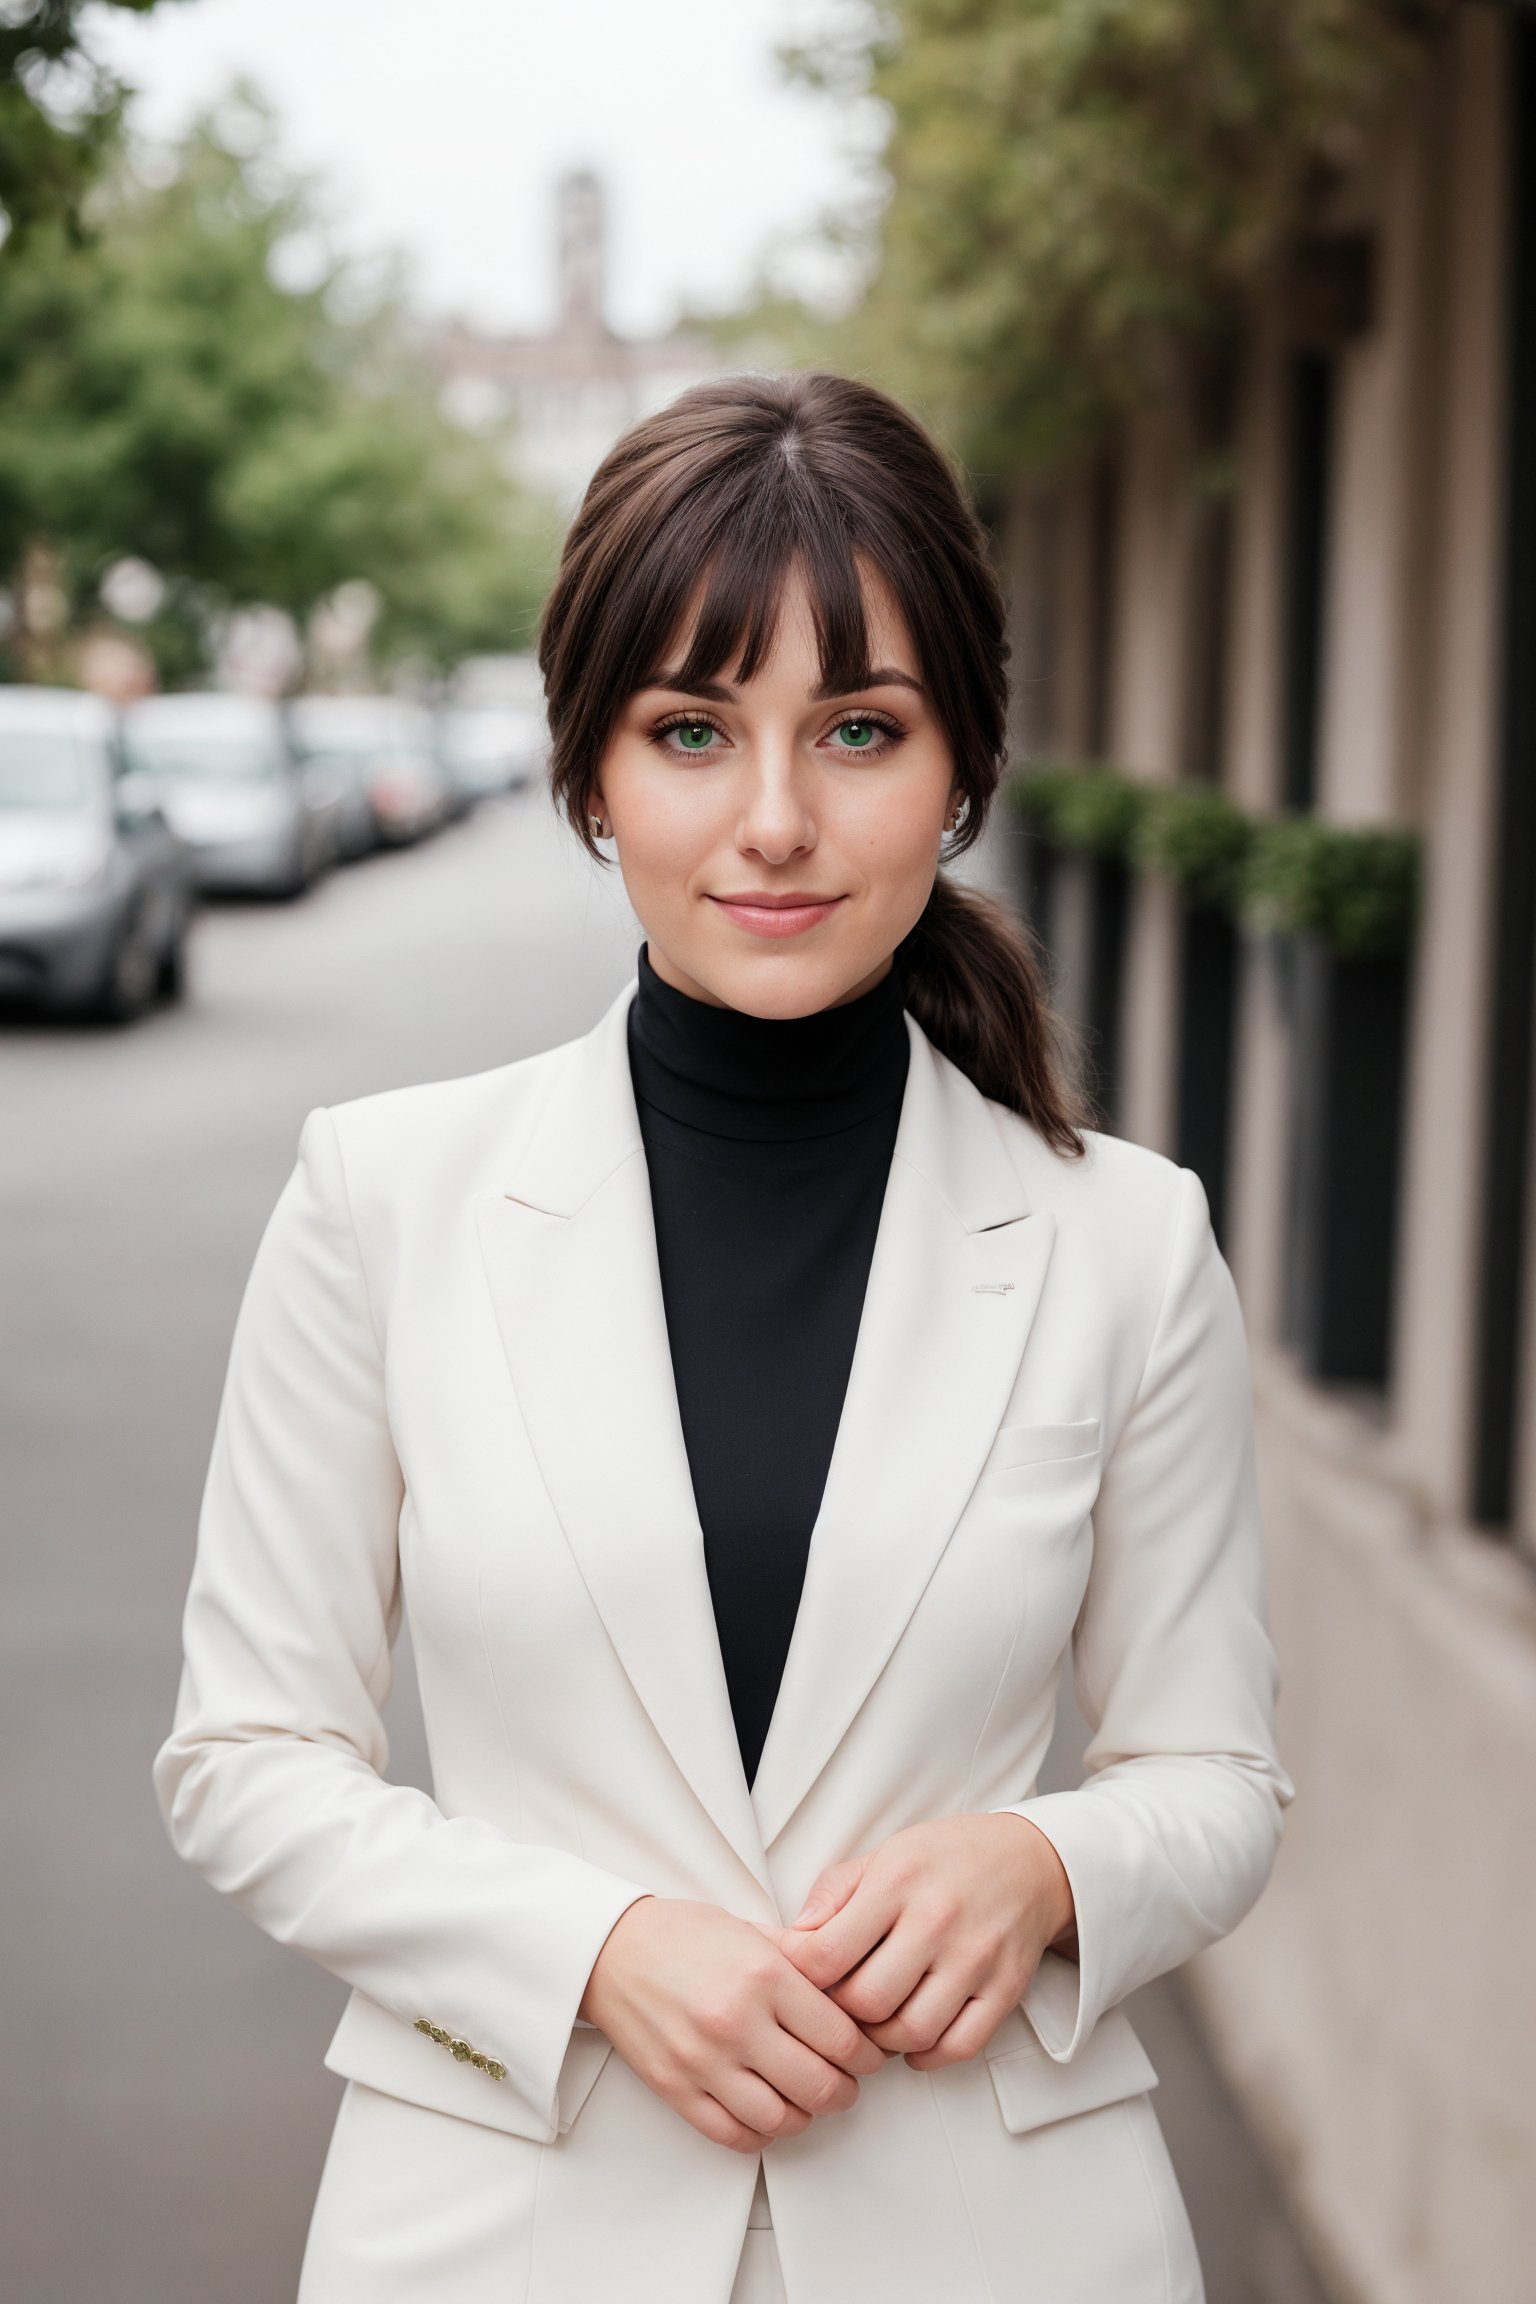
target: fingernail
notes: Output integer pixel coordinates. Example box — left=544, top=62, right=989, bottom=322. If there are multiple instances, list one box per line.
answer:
left=792, top=1897, right=823, bottom=1928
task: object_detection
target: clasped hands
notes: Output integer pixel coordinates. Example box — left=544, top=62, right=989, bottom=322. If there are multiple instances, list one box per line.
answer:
left=578, top=1813, right=1076, bottom=2155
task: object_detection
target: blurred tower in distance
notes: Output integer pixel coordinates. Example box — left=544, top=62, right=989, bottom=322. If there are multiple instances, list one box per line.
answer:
left=432, top=169, right=730, bottom=510
left=556, top=169, right=606, bottom=343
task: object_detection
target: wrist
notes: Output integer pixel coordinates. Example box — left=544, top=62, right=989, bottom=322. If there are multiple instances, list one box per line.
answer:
left=578, top=1892, right=655, bottom=2024
left=994, top=1811, right=1075, bottom=1943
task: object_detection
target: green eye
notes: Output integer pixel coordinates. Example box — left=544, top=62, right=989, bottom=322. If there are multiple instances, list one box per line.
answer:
left=837, top=721, right=876, bottom=748
left=675, top=721, right=715, bottom=751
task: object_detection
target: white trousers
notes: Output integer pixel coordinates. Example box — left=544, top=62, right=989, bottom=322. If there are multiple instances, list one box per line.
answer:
left=728, top=2165, right=787, bottom=2304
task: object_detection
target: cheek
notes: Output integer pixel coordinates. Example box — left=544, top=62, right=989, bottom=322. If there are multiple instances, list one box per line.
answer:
left=835, top=773, right=951, bottom=917
left=601, top=749, right=721, bottom=908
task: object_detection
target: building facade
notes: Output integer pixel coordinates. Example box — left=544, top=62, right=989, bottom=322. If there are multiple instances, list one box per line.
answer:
left=998, top=11, right=1536, bottom=2300
left=433, top=170, right=726, bottom=511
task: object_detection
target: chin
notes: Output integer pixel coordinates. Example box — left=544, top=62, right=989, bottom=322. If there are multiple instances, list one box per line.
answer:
left=701, top=946, right=883, bottom=1019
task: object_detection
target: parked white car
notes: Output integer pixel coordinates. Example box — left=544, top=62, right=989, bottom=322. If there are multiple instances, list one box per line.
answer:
left=437, top=702, right=547, bottom=801
left=122, top=694, right=332, bottom=898
left=289, top=698, right=453, bottom=847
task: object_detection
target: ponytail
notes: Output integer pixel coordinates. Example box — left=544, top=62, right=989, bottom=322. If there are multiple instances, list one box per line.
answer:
left=898, top=873, right=1091, bottom=1157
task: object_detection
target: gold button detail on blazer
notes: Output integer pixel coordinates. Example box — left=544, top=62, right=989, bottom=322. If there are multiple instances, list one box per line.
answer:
left=414, top=2018, right=508, bottom=2082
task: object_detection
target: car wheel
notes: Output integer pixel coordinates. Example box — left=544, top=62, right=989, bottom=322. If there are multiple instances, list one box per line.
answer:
left=157, top=926, right=187, bottom=1005
left=276, top=838, right=313, bottom=901
left=95, top=913, right=160, bottom=1024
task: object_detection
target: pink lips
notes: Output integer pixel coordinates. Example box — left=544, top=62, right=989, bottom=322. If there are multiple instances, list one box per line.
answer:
left=707, top=892, right=846, bottom=939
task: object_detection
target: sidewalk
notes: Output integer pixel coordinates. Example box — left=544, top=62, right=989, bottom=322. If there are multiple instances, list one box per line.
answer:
left=1129, top=1973, right=1331, bottom=2304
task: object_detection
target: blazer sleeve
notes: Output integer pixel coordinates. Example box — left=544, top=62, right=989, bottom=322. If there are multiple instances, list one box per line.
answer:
left=997, top=1162, right=1295, bottom=2061
left=152, top=1107, right=651, bottom=2142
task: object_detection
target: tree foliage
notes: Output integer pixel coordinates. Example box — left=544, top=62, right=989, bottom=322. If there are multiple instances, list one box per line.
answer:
left=0, top=0, right=183, bottom=243
left=0, top=100, right=559, bottom=678
left=790, top=0, right=1449, bottom=472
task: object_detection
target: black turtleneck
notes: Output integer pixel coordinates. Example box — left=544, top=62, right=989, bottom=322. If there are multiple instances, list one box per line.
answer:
left=627, top=944, right=910, bottom=1785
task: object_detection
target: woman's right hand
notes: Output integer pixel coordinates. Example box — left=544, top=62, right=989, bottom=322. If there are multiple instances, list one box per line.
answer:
left=578, top=1896, right=885, bottom=2152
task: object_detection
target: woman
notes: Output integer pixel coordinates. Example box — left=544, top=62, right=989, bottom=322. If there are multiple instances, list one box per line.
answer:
left=156, top=372, right=1293, bottom=2304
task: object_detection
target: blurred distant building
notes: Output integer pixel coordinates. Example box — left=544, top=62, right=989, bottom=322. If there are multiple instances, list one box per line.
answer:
left=434, top=169, right=728, bottom=509
left=999, top=11, right=1536, bottom=2302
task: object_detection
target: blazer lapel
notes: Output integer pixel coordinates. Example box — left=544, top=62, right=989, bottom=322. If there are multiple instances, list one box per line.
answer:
left=475, top=984, right=770, bottom=1894
left=750, top=1023, right=1059, bottom=1850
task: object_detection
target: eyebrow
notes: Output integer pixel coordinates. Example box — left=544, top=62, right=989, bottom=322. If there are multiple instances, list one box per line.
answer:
left=642, top=665, right=926, bottom=703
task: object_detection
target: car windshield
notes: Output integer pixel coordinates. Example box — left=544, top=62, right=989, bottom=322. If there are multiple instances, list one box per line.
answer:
left=0, top=728, right=102, bottom=813
left=294, top=709, right=417, bottom=756
left=296, top=743, right=376, bottom=778
left=124, top=726, right=282, bottom=783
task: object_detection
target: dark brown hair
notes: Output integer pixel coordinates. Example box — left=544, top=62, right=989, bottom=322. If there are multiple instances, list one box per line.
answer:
left=538, top=370, right=1087, bottom=1155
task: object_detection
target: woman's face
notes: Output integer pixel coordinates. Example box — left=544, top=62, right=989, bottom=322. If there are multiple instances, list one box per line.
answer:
left=594, top=564, right=960, bottom=1016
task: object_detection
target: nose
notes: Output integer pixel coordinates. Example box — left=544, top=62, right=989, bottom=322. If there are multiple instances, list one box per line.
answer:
left=736, top=735, right=817, bottom=866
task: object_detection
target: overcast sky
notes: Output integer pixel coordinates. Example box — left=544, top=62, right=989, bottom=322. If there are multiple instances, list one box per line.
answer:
left=86, top=0, right=875, bottom=338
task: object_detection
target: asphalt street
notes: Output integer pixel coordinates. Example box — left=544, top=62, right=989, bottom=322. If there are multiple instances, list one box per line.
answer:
left=0, top=790, right=1325, bottom=2304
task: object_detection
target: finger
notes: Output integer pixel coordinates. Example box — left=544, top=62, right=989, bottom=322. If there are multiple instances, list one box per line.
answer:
left=904, top=1994, right=1009, bottom=2072
left=791, top=1857, right=864, bottom=1930
left=773, top=1967, right=888, bottom=2076
left=682, top=2091, right=777, bottom=2154
left=771, top=1927, right=876, bottom=2007
left=712, top=2068, right=812, bottom=2143
left=860, top=1967, right=969, bottom=2056
left=828, top=1921, right=936, bottom=2028
left=787, top=1875, right=905, bottom=1991
left=749, top=2029, right=862, bottom=2118
left=757, top=1924, right=821, bottom=1970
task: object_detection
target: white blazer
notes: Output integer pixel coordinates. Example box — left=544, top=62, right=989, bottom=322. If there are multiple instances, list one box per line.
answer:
left=155, top=979, right=1293, bottom=2304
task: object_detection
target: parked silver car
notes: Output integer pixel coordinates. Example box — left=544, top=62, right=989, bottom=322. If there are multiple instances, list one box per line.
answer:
left=0, top=687, right=192, bottom=1021
left=289, top=697, right=453, bottom=847
left=295, top=738, right=378, bottom=863
left=437, top=701, right=547, bottom=802
left=122, top=693, right=332, bottom=898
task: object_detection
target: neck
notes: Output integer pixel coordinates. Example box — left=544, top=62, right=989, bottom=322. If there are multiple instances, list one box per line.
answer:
left=627, top=943, right=910, bottom=1143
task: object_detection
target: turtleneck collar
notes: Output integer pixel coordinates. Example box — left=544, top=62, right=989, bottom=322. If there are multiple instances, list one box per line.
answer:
left=627, top=942, right=910, bottom=1143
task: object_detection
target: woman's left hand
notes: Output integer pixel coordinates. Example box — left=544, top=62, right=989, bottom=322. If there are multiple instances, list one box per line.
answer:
left=770, top=1814, right=1077, bottom=2071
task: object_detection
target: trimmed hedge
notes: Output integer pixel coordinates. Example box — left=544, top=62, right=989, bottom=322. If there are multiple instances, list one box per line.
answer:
left=1008, top=763, right=1419, bottom=959
left=1240, top=816, right=1419, bottom=959
left=1010, top=760, right=1150, bottom=856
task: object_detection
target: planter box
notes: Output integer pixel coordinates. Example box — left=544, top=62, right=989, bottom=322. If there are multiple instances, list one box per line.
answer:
left=1174, top=901, right=1238, bottom=1253
left=1085, top=854, right=1130, bottom=1131
left=1008, top=820, right=1060, bottom=960
left=1278, top=932, right=1411, bottom=1385
left=1002, top=826, right=1128, bottom=1131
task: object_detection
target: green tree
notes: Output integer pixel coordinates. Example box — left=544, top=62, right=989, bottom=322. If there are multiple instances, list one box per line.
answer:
left=0, top=97, right=558, bottom=679
left=790, top=0, right=1448, bottom=471
left=0, top=1, right=184, bottom=242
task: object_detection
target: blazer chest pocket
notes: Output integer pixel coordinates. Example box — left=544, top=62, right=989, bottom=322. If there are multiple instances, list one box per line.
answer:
left=982, top=2000, right=1157, bottom=2135
left=980, top=1417, right=1101, bottom=1479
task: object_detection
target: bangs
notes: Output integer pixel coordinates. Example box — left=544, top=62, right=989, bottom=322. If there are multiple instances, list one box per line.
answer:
left=652, top=466, right=884, bottom=699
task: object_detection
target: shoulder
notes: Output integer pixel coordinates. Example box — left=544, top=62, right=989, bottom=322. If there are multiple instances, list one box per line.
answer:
left=906, top=1024, right=1213, bottom=1334
left=312, top=1036, right=581, bottom=1210
left=1002, top=1108, right=1192, bottom=1232
left=988, top=1094, right=1213, bottom=1317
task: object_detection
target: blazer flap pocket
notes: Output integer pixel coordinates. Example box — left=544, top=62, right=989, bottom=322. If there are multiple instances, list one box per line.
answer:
left=983, top=1417, right=1102, bottom=1476
left=324, top=1988, right=613, bottom=2144
left=983, top=2002, right=1157, bottom=2136
left=554, top=2022, right=616, bottom=2134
